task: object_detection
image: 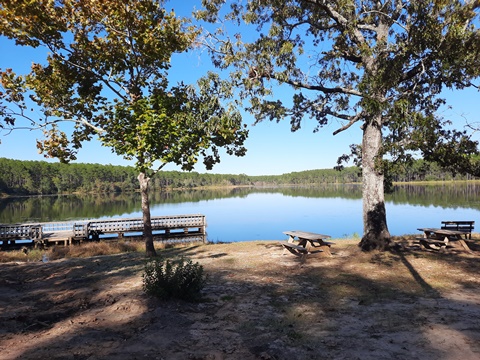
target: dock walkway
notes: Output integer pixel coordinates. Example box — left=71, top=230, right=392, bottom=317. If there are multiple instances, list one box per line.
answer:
left=0, top=214, right=206, bottom=248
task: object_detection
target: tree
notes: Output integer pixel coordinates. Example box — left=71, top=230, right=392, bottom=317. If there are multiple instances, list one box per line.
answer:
left=198, top=0, right=480, bottom=250
left=0, top=0, right=248, bottom=256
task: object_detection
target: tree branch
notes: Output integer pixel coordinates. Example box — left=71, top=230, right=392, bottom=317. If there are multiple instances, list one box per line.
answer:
left=332, top=111, right=363, bottom=135
left=312, top=0, right=367, bottom=46
left=279, top=76, right=363, bottom=97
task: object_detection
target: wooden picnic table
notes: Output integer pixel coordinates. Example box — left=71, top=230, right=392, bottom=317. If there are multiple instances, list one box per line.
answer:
left=441, top=220, right=474, bottom=239
left=417, top=228, right=473, bottom=253
left=280, top=230, right=335, bottom=258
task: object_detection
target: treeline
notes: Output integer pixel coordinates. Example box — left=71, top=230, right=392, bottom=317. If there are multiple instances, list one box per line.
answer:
left=0, top=158, right=138, bottom=195
left=0, top=157, right=477, bottom=196
left=0, top=157, right=362, bottom=195
left=389, top=160, right=479, bottom=183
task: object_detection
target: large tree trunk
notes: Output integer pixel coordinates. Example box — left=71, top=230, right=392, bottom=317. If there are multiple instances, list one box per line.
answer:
left=138, top=171, right=157, bottom=257
left=359, top=115, right=392, bottom=251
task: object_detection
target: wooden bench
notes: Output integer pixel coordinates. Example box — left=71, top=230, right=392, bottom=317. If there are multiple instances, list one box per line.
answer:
left=279, top=241, right=323, bottom=258
left=441, top=221, right=474, bottom=239
left=416, top=227, right=473, bottom=252
left=281, top=242, right=308, bottom=252
left=414, top=237, right=452, bottom=250
left=281, top=230, right=333, bottom=257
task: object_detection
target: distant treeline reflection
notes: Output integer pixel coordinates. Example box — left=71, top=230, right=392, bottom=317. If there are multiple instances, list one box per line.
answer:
left=1, top=183, right=480, bottom=224
left=387, top=183, right=480, bottom=209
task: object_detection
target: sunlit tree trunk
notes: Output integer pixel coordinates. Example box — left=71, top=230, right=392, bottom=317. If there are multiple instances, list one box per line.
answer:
left=359, top=114, right=392, bottom=251
left=138, top=171, right=156, bottom=257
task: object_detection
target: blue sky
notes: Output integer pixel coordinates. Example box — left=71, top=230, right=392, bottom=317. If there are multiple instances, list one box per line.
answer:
left=0, top=2, right=479, bottom=176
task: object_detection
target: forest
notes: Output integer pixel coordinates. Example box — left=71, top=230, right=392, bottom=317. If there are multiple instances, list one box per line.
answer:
left=0, top=157, right=478, bottom=196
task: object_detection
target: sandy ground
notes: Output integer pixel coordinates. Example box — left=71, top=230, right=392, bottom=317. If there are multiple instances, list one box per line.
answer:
left=0, top=240, right=479, bottom=360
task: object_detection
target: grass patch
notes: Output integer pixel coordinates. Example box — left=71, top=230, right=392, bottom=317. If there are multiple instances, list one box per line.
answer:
left=50, top=241, right=143, bottom=259
left=0, top=240, right=144, bottom=263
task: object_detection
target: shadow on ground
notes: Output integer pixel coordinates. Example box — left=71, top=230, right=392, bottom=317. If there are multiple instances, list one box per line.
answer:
left=0, top=240, right=479, bottom=360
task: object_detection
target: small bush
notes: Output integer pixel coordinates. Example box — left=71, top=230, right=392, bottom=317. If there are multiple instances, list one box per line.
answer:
left=142, top=256, right=206, bottom=301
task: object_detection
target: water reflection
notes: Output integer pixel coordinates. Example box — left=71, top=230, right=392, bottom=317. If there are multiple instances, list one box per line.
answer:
left=387, top=183, right=480, bottom=209
left=1, top=183, right=479, bottom=241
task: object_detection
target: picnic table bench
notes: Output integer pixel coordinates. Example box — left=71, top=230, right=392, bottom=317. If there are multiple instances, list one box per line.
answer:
left=440, top=220, right=474, bottom=239
left=417, top=228, right=473, bottom=253
left=280, top=230, right=335, bottom=258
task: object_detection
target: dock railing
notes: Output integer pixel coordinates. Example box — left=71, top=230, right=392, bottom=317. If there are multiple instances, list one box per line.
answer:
left=88, top=214, right=206, bottom=237
left=0, top=223, right=40, bottom=240
left=1, top=214, right=206, bottom=247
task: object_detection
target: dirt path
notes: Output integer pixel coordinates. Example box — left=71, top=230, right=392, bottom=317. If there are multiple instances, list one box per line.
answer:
left=1, top=240, right=479, bottom=359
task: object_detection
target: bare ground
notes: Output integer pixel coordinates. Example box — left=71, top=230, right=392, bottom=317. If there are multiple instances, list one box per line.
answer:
left=0, top=239, right=480, bottom=360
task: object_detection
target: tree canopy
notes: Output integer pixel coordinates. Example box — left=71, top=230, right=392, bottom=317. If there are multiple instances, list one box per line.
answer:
left=0, top=0, right=248, bottom=256
left=198, top=0, right=480, bottom=250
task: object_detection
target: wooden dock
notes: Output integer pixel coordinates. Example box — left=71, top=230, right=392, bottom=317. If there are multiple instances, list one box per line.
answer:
left=0, top=214, right=206, bottom=248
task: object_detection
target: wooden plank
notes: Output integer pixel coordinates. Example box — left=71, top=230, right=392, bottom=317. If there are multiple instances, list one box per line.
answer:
left=416, top=238, right=445, bottom=251
left=414, top=235, right=476, bottom=253
left=432, top=229, right=465, bottom=237
left=456, top=239, right=474, bottom=254
left=417, top=228, right=466, bottom=240
left=281, top=242, right=309, bottom=253
left=302, top=238, right=336, bottom=245
left=441, top=220, right=474, bottom=226
left=441, top=221, right=474, bottom=232
left=417, top=227, right=439, bottom=233
left=415, top=237, right=449, bottom=246
left=282, top=230, right=334, bottom=258
left=435, top=229, right=472, bottom=235
left=440, top=221, right=474, bottom=239
left=441, top=227, right=472, bottom=232
left=319, top=241, right=336, bottom=246
left=283, top=230, right=331, bottom=240
left=88, top=214, right=206, bottom=235
left=279, top=241, right=325, bottom=258
left=304, top=240, right=333, bottom=256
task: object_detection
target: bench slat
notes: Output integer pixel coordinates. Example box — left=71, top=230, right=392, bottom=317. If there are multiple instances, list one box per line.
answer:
left=441, top=227, right=471, bottom=231
left=283, top=230, right=331, bottom=240
left=279, top=241, right=324, bottom=255
left=440, top=220, right=474, bottom=235
left=415, top=237, right=449, bottom=245
left=280, top=242, right=309, bottom=253
left=441, top=220, right=474, bottom=225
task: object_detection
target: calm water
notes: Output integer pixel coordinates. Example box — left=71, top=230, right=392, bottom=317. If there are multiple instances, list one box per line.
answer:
left=1, top=184, right=480, bottom=241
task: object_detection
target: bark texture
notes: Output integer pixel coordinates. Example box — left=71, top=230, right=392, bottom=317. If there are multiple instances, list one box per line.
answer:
left=359, top=116, right=392, bottom=251
left=138, top=172, right=156, bottom=257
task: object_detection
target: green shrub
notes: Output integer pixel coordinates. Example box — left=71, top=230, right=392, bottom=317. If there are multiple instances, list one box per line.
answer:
left=142, top=256, right=206, bottom=301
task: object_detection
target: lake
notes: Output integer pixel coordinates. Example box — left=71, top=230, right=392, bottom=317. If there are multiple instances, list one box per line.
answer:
left=1, top=183, right=480, bottom=242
